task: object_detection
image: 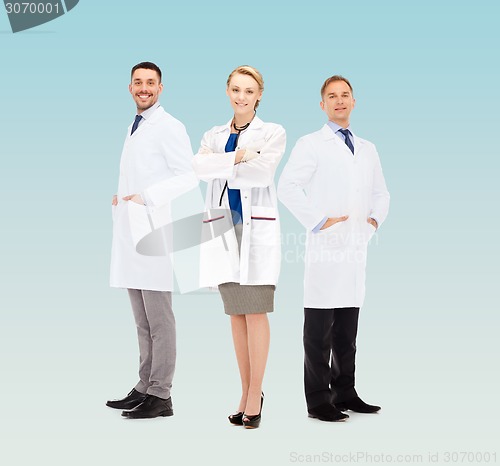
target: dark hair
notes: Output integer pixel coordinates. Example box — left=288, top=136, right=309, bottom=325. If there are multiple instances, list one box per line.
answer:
left=131, top=62, right=162, bottom=83
left=320, top=75, right=353, bottom=99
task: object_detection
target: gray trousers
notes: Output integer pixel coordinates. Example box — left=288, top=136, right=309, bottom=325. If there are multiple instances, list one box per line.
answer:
left=128, top=289, right=175, bottom=400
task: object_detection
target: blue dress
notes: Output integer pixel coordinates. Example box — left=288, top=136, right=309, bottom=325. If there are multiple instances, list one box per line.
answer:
left=225, top=133, right=243, bottom=224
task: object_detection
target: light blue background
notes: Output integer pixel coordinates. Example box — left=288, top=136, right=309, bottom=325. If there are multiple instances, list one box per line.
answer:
left=1, top=1, right=499, bottom=465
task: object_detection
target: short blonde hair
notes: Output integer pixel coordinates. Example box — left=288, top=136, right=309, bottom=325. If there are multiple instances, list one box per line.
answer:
left=226, top=65, right=264, bottom=109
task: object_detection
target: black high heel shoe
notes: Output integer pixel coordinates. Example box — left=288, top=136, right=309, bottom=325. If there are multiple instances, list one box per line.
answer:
left=228, top=411, right=244, bottom=426
left=242, top=393, right=264, bottom=429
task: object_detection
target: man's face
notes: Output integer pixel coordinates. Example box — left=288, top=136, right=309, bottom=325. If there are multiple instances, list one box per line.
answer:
left=129, top=68, right=163, bottom=114
left=320, top=80, right=355, bottom=127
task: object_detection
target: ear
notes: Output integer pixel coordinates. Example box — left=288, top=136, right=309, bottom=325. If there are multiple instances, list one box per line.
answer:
left=352, top=97, right=356, bottom=109
left=320, top=100, right=325, bottom=111
left=226, top=86, right=230, bottom=97
left=129, top=83, right=133, bottom=95
left=159, top=83, right=164, bottom=94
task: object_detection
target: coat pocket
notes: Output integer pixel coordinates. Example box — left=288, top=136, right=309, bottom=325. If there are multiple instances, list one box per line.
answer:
left=250, top=206, right=279, bottom=245
left=365, top=221, right=376, bottom=243
left=201, top=208, right=233, bottom=245
left=128, top=201, right=153, bottom=247
left=313, top=219, right=350, bottom=249
left=200, top=208, right=239, bottom=286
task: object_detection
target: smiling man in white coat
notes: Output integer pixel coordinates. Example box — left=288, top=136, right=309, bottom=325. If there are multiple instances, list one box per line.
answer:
left=278, top=75, right=390, bottom=422
left=107, top=62, right=198, bottom=419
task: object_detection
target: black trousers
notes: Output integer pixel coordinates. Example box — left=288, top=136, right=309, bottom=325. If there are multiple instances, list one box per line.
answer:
left=304, top=307, right=360, bottom=409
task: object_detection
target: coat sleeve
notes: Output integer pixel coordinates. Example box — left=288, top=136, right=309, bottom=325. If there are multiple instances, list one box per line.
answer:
left=277, top=137, right=326, bottom=231
left=191, top=129, right=237, bottom=181
left=143, top=120, right=199, bottom=207
left=369, top=148, right=390, bottom=227
left=228, top=124, right=286, bottom=189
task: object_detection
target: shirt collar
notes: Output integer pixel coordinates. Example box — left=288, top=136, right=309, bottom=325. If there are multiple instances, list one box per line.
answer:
left=137, top=102, right=161, bottom=121
left=327, top=120, right=352, bottom=136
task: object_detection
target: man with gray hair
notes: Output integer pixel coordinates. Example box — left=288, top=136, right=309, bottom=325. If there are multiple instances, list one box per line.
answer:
left=278, top=75, right=390, bottom=422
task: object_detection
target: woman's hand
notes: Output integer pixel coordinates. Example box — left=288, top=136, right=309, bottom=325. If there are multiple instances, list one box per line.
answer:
left=235, top=149, right=246, bottom=164
left=235, top=149, right=260, bottom=164
left=112, top=195, right=118, bottom=206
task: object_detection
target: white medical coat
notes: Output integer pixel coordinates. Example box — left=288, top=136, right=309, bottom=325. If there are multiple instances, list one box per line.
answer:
left=192, top=116, right=286, bottom=287
left=278, top=124, right=390, bottom=308
left=110, top=106, right=198, bottom=291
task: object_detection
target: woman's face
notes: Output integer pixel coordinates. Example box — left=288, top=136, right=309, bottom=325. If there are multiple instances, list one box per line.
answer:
left=226, top=73, right=262, bottom=117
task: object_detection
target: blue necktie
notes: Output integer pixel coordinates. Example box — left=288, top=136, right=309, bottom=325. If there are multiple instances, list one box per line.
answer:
left=131, top=114, right=143, bottom=135
left=339, top=128, right=354, bottom=154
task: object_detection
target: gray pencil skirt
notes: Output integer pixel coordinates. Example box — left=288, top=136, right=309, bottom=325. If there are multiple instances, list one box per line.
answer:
left=218, top=223, right=275, bottom=316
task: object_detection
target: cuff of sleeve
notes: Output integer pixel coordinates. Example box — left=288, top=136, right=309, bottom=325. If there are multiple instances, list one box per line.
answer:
left=369, top=216, right=379, bottom=229
left=142, top=191, right=151, bottom=206
left=312, top=217, right=328, bottom=233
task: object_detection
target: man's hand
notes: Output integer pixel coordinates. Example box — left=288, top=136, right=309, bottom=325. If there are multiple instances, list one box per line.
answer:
left=320, top=215, right=349, bottom=230
left=367, top=217, right=378, bottom=229
left=122, top=194, right=144, bottom=205
left=112, top=195, right=118, bottom=206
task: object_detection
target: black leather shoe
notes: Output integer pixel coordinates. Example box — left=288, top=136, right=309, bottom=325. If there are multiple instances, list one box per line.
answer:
left=228, top=411, right=244, bottom=426
left=308, top=403, right=349, bottom=422
left=335, top=396, right=380, bottom=413
left=122, top=394, right=173, bottom=419
left=242, top=412, right=261, bottom=429
left=106, top=388, right=147, bottom=410
left=242, top=393, right=264, bottom=429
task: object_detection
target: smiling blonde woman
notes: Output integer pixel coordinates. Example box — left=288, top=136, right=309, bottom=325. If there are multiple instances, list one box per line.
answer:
left=192, top=65, right=286, bottom=429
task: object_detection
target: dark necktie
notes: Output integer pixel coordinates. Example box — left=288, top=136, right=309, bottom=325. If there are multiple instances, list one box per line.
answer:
left=131, top=114, right=143, bottom=135
left=338, top=128, right=354, bottom=154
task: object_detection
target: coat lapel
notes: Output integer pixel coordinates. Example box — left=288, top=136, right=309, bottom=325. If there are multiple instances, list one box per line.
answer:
left=321, top=124, right=352, bottom=158
left=127, top=106, right=163, bottom=140
left=321, top=124, right=365, bottom=158
left=352, top=134, right=365, bottom=157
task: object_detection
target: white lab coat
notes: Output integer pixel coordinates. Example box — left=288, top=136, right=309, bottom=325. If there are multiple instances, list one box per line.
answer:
left=278, top=124, right=390, bottom=309
left=110, top=106, right=198, bottom=291
left=192, top=116, right=286, bottom=287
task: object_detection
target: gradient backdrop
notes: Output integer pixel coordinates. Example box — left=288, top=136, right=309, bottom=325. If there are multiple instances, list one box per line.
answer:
left=1, top=1, right=499, bottom=465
